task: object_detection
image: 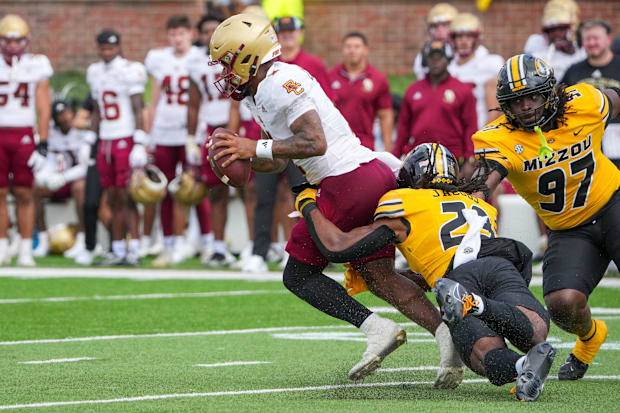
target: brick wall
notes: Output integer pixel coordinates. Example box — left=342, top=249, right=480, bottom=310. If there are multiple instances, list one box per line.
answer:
left=6, top=0, right=620, bottom=75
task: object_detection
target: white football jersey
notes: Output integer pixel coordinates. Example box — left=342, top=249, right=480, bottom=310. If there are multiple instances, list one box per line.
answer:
left=0, top=54, right=53, bottom=127
left=448, top=46, right=504, bottom=129
left=87, top=56, right=146, bottom=140
left=146, top=47, right=201, bottom=145
left=187, top=47, right=231, bottom=130
left=523, top=34, right=586, bottom=82
left=244, top=62, right=376, bottom=185
left=48, top=124, right=83, bottom=154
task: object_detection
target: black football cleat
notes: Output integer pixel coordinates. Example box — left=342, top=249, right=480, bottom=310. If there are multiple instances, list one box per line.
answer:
left=515, top=341, right=557, bottom=402
left=558, top=353, right=589, bottom=380
left=432, top=278, right=481, bottom=326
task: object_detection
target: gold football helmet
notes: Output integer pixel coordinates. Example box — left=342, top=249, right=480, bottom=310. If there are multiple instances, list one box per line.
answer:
left=427, top=3, right=458, bottom=25
left=0, top=14, right=30, bottom=57
left=48, top=224, right=75, bottom=255
left=129, top=165, right=168, bottom=205
left=168, top=170, right=209, bottom=206
left=545, top=0, right=579, bottom=26
left=450, top=13, right=481, bottom=35
left=209, top=13, right=281, bottom=100
left=542, top=4, right=573, bottom=29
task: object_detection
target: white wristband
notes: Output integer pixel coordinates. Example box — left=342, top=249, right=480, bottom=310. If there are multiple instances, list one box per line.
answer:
left=256, top=139, right=273, bottom=160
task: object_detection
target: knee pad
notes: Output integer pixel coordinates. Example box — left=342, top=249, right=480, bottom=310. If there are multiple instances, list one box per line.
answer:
left=483, top=347, right=521, bottom=386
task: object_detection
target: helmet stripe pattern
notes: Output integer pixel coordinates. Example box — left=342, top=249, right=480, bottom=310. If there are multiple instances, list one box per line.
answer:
left=508, top=55, right=527, bottom=92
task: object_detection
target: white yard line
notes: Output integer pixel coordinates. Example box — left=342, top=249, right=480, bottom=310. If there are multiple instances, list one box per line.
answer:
left=194, top=361, right=272, bottom=368
left=377, top=366, right=439, bottom=372
left=1, top=376, right=619, bottom=410
left=18, top=357, right=96, bottom=365
left=0, top=290, right=285, bottom=305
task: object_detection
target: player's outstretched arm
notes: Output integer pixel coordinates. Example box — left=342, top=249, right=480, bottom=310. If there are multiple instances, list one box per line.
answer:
left=296, top=191, right=409, bottom=263
left=604, top=88, right=620, bottom=120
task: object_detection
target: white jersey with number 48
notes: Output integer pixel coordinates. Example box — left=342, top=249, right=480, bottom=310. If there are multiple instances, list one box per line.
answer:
left=0, top=53, right=53, bottom=127
left=244, top=62, right=376, bottom=185
left=87, top=56, right=147, bottom=140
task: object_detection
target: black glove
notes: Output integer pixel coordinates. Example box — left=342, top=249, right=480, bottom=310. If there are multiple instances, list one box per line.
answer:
left=36, top=141, right=48, bottom=157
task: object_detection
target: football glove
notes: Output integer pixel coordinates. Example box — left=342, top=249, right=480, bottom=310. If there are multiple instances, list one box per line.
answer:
left=46, top=173, right=67, bottom=192
left=185, top=135, right=203, bottom=166
left=27, top=141, right=48, bottom=172
left=129, top=143, right=148, bottom=169
left=292, top=182, right=318, bottom=218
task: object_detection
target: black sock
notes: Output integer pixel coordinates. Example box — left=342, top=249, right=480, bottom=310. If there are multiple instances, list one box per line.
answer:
left=478, top=298, right=534, bottom=350
left=283, top=257, right=372, bottom=328
left=484, top=347, right=521, bottom=386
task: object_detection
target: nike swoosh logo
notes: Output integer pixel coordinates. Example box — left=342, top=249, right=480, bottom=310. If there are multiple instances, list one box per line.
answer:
left=574, top=127, right=584, bottom=136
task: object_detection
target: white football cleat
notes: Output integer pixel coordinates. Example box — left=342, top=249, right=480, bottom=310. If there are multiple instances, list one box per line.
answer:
left=8, top=233, right=21, bottom=258
left=138, top=236, right=151, bottom=258
left=241, top=254, right=268, bottom=273
left=200, top=247, right=214, bottom=265
left=17, top=252, right=35, bottom=267
left=152, top=251, right=172, bottom=267
left=0, top=238, right=10, bottom=265
left=433, top=322, right=465, bottom=389
left=74, top=249, right=96, bottom=266
left=64, top=233, right=85, bottom=259
left=348, top=314, right=407, bottom=381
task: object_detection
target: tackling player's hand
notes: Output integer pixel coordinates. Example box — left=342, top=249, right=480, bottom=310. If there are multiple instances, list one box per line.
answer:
left=211, top=131, right=256, bottom=168
left=293, top=182, right=318, bottom=218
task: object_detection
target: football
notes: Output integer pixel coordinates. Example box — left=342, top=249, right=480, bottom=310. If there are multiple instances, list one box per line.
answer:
left=208, top=127, right=252, bottom=188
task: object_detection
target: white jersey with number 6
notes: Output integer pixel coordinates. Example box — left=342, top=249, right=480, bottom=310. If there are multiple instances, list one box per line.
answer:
left=0, top=53, right=53, bottom=127
left=244, top=61, right=376, bottom=185
left=87, top=56, right=147, bottom=140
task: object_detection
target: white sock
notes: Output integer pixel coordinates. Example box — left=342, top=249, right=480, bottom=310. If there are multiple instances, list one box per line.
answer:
left=201, top=233, right=214, bottom=249
left=213, top=240, right=227, bottom=255
left=141, top=235, right=151, bottom=244
left=37, top=231, right=49, bottom=246
left=74, top=232, right=85, bottom=245
left=128, top=239, right=140, bottom=255
left=19, top=238, right=33, bottom=256
left=0, top=238, right=8, bottom=252
left=112, top=240, right=126, bottom=258
left=173, top=236, right=185, bottom=249
left=515, top=355, right=526, bottom=375
left=359, top=313, right=380, bottom=334
left=163, top=236, right=174, bottom=250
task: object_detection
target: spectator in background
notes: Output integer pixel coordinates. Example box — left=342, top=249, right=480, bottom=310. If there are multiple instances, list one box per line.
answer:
left=274, top=16, right=333, bottom=100
left=329, top=32, right=393, bottom=151
left=413, top=2, right=458, bottom=80
left=195, top=14, right=222, bottom=48
left=393, top=40, right=477, bottom=178
left=563, top=20, right=620, bottom=169
left=524, top=0, right=585, bottom=82
left=448, top=13, right=503, bottom=129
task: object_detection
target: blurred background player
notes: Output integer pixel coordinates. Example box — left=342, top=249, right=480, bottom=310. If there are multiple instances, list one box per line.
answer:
left=393, top=40, right=477, bottom=178
left=33, top=100, right=88, bottom=258
left=87, top=29, right=147, bottom=265
left=0, top=14, right=52, bottom=266
left=562, top=20, right=620, bottom=169
left=448, top=13, right=503, bottom=130
left=188, top=13, right=239, bottom=267
left=523, top=0, right=584, bottom=82
left=413, top=2, right=458, bottom=80
left=329, top=32, right=393, bottom=151
left=144, top=15, right=204, bottom=266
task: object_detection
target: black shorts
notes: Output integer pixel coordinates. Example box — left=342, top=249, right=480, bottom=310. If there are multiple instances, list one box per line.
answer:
left=447, top=256, right=548, bottom=324
left=543, top=189, right=620, bottom=297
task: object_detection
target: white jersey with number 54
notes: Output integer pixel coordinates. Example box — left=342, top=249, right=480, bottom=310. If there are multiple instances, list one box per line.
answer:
left=0, top=53, right=53, bottom=127
left=87, top=56, right=147, bottom=140
left=244, top=62, right=376, bottom=185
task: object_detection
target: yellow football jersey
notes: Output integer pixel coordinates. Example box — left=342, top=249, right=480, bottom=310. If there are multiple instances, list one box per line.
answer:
left=374, top=188, right=498, bottom=288
left=473, top=83, right=620, bottom=230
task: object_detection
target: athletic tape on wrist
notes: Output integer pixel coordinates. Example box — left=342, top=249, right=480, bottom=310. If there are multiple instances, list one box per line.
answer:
left=256, top=139, right=273, bottom=160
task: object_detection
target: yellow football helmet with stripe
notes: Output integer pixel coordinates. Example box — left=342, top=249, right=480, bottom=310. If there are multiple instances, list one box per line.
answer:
left=397, top=143, right=459, bottom=189
left=496, top=54, right=559, bottom=131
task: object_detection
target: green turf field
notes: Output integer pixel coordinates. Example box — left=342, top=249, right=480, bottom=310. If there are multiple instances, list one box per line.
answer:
left=1, top=270, right=619, bottom=412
